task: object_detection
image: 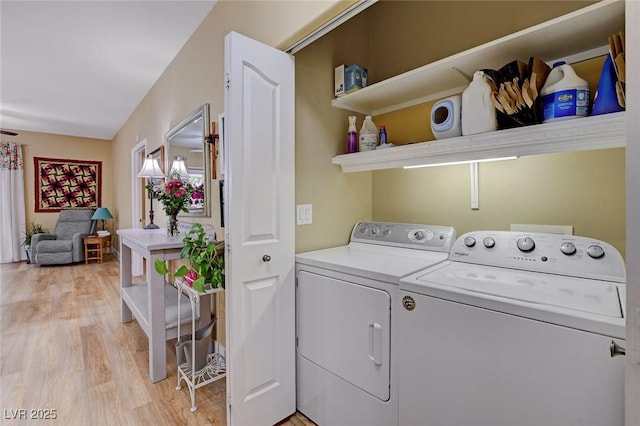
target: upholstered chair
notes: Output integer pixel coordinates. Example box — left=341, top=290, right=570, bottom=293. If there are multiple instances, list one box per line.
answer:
left=31, top=209, right=96, bottom=265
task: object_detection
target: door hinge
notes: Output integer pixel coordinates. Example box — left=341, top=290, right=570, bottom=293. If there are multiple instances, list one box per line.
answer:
left=225, top=73, right=230, bottom=89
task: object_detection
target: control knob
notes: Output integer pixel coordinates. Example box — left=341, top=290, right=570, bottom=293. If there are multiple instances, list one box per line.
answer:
left=587, top=244, right=605, bottom=259
left=517, top=237, right=535, bottom=252
left=560, top=242, right=577, bottom=256
left=371, top=227, right=379, bottom=236
left=413, top=230, right=425, bottom=241
left=464, top=236, right=476, bottom=247
left=382, top=229, right=391, bottom=237
left=483, top=237, right=496, bottom=248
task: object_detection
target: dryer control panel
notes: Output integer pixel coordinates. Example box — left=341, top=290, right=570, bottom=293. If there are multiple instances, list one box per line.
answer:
left=450, top=231, right=626, bottom=282
left=351, top=222, right=455, bottom=253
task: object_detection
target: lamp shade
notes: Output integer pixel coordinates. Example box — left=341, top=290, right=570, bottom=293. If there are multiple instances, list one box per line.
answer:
left=137, top=155, right=164, bottom=178
left=92, top=207, right=113, bottom=220
left=170, top=155, right=189, bottom=178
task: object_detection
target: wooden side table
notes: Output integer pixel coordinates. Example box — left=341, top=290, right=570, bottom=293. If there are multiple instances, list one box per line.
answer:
left=84, top=234, right=111, bottom=264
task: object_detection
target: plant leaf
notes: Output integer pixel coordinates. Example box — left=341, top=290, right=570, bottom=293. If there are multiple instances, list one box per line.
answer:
left=154, top=259, right=168, bottom=275
left=175, top=265, right=189, bottom=277
left=193, top=276, right=206, bottom=292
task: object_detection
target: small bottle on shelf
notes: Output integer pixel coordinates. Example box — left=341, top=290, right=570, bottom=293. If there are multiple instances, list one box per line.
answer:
left=378, top=124, right=387, bottom=146
left=347, top=115, right=358, bottom=153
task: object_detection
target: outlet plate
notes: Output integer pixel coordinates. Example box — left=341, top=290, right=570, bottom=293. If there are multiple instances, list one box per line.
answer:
left=296, top=204, right=312, bottom=225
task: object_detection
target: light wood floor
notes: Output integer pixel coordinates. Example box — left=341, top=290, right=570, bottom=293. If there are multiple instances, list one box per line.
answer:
left=0, top=259, right=314, bottom=425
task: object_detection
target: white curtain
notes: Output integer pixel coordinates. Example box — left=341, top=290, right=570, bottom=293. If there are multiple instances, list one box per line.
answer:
left=0, top=142, right=27, bottom=263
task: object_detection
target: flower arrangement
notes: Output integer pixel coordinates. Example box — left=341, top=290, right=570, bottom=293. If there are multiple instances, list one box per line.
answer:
left=147, top=172, right=194, bottom=217
left=190, top=183, right=205, bottom=208
left=146, top=171, right=194, bottom=236
left=154, top=223, right=225, bottom=292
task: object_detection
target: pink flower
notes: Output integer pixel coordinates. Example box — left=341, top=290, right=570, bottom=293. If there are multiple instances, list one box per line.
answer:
left=175, top=188, right=186, bottom=197
left=184, top=270, right=198, bottom=287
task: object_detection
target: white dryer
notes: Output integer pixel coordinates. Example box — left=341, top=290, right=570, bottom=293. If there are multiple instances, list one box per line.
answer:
left=399, top=231, right=626, bottom=426
left=295, top=222, right=456, bottom=426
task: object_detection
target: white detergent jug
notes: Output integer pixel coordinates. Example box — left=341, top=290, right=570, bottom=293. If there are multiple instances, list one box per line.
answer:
left=540, top=61, right=589, bottom=122
left=359, top=115, right=378, bottom=151
left=462, top=71, right=498, bottom=135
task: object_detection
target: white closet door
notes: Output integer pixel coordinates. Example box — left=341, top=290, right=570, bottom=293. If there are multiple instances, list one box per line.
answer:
left=224, top=31, right=295, bottom=426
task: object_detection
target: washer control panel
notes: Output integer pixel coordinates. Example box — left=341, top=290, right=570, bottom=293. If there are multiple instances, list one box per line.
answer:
left=450, top=231, right=625, bottom=282
left=351, top=222, right=456, bottom=252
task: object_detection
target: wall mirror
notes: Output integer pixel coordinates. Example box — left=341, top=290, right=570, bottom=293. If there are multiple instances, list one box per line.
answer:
left=165, top=103, right=211, bottom=218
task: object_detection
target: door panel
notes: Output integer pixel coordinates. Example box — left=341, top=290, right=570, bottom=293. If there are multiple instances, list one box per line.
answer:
left=242, top=66, right=278, bottom=242
left=224, top=31, right=295, bottom=426
left=297, top=271, right=391, bottom=401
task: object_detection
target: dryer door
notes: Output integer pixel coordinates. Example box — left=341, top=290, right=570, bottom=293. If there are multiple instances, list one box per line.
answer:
left=297, top=271, right=391, bottom=400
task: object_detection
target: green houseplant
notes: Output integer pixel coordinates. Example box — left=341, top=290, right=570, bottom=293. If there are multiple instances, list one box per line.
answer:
left=155, top=223, right=224, bottom=292
left=22, top=220, right=49, bottom=264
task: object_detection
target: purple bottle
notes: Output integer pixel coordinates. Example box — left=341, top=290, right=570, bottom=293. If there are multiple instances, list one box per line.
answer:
left=347, top=116, right=358, bottom=153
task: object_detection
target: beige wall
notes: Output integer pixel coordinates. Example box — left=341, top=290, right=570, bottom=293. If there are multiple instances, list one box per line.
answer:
left=111, top=0, right=356, bottom=240
left=294, top=0, right=625, bottom=255
left=294, top=6, right=373, bottom=253
left=9, top=130, right=113, bottom=233
left=373, top=148, right=626, bottom=255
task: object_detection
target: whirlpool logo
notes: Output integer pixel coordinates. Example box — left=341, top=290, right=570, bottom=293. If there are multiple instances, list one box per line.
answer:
left=453, top=251, right=469, bottom=257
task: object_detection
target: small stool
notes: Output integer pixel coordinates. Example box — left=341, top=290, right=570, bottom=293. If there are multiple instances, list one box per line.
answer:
left=84, top=235, right=110, bottom=264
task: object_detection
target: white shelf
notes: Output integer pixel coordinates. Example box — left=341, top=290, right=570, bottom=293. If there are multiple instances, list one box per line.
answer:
left=331, top=0, right=624, bottom=116
left=332, top=113, right=626, bottom=172
left=121, top=283, right=197, bottom=337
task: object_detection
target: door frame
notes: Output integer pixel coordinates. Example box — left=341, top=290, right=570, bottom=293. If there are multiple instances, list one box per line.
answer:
left=131, top=140, right=146, bottom=276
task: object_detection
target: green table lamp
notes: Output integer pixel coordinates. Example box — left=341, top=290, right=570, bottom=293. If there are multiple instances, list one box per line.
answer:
left=92, top=207, right=113, bottom=232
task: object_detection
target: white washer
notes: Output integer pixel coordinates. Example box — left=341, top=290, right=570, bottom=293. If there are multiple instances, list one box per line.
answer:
left=399, top=231, right=626, bottom=426
left=295, top=222, right=456, bottom=426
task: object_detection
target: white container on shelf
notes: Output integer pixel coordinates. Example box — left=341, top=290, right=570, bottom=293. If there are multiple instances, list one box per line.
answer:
left=431, top=95, right=462, bottom=139
left=541, top=61, right=589, bottom=122
left=359, top=115, right=378, bottom=151
left=462, top=71, right=498, bottom=136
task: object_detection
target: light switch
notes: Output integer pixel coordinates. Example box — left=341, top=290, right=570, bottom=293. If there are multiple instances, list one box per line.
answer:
left=297, top=204, right=312, bottom=225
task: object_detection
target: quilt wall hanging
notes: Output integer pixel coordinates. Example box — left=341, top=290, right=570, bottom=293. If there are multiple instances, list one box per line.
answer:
left=34, top=157, right=102, bottom=212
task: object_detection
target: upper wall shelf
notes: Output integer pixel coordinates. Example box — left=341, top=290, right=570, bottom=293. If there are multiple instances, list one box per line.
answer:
left=331, top=0, right=625, bottom=116
left=332, top=112, right=626, bottom=172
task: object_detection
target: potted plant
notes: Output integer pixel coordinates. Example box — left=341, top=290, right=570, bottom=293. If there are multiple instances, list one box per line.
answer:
left=154, top=223, right=224, bottom=292
left=22, top=220, right=49, bottom=264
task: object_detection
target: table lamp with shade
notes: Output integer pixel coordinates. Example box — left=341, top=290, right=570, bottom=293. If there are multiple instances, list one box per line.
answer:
left=170, top=155, right=189, bottom=179
left=92, top=207, right=113, bottom=232
left=137, top=154, right=164, bottom=229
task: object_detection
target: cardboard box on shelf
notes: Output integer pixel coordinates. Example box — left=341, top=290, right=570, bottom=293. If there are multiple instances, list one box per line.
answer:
left=335, top=64, right=368, bottom=97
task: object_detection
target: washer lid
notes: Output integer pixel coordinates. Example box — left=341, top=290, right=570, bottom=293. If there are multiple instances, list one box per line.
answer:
left=296, top=242, right=450, bottom=283
left=407, top=263, right=623, bottom=318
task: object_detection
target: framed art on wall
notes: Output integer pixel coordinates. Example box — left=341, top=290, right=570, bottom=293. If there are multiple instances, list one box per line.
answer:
left=34, top=157, right=102, bottom=212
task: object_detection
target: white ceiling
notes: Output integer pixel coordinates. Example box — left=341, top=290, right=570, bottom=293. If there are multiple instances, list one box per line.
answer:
left=0, top=0, right=216, bottom=140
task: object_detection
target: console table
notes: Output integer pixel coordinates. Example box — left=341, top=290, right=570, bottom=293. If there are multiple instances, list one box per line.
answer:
left=117, top=228, right=211, bottom=383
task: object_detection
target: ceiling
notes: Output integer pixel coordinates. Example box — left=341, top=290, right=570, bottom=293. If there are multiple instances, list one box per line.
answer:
left=0, top=0, right=216, bottom=140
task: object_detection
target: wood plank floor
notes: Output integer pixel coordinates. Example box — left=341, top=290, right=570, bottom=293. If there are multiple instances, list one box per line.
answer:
left=0, top=259, right=314, bottom=425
